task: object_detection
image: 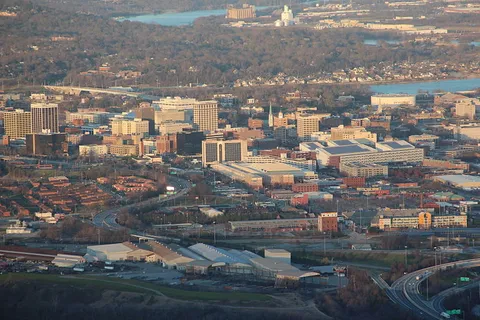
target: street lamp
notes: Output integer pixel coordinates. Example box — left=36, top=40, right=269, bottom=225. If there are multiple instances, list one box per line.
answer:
left=213, top=221, right=216, bottom=245
left=404, top=246, right=408, bottom=271
left=434, top=246, right=437, bottom=270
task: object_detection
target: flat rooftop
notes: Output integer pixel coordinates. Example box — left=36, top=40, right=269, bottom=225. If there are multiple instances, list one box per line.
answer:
left=321, top=144, right=375, bottom=155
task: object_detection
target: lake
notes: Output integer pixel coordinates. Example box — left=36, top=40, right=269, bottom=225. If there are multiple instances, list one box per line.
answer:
left=363, top=39, right=401, bottom=46
left=364, top=39, right=480, bottom=47
left=118, top=7, right=269, bottom=26
left=370, top=78, right=480, bottom=94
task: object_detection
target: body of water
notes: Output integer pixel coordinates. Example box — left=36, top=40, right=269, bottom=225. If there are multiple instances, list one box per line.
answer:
left=118, top=6, right=269, bottom=26
left=450, top=40, right=480, bottom=47
left=364, top=39, right=480, bottom=47
left=363, top=39, right=401, bottom=46
left=370, top=78, right=480, bottom=94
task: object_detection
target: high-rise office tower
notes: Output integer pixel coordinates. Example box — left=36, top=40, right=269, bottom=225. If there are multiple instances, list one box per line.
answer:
left=193, top=101, right=218, bottom=133
left=202, top=139, right=247, bottom=166
left=31, top=103, right=59, bottom=133
left=3, top=109, right=32, bottom=139
left=297, top=114, right=321, bottom=141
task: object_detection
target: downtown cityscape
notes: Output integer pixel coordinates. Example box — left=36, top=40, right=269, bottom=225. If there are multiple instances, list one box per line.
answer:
left=1, top=0, right=480, bottom=319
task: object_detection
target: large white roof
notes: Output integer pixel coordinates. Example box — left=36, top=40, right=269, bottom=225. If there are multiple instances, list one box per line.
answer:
left=436, top=175, right=480, bottom=185
left=87, top=243, right=132, bottom=253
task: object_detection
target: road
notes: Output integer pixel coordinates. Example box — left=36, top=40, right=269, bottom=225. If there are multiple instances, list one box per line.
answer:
left=430, top=279, right=480, bottom=317
left=92, top=176, right=192, bottom=233
left=385, top=258, right=480, bottom=319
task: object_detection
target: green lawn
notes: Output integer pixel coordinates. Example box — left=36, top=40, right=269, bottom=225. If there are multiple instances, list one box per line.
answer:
left=0, top=273, right=271, bottom=302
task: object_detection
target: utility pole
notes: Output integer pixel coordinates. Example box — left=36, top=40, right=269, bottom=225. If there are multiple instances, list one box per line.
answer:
left=213, top=221, right=216, bottom=245
left=404, top=246, right=408, bottom=270
left=426, top=276, right=429, bottom=300
left=323, top=233, right=326, bottom=256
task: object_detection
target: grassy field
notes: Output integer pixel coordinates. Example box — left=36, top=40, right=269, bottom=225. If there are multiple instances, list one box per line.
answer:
left=0, top=273, right=271, bottom=302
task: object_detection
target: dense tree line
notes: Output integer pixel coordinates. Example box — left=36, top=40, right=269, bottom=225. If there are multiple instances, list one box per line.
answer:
left=1, top=280, right=320, bottom=320
left=315, top=268, right=418, bottom=320
left=26, top=0, right=309, bottom=16
left=1, top=1, right=478, bottom=88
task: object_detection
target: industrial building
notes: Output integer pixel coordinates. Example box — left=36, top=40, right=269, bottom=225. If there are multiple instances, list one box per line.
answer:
left=226, top=4, right=256, bottom=19
left=52, top=254, right=86, bottom=268
left=434, top=175, right=480, bottom=189
left=85, top=242, right=156, bottom=262
left=211, top=161, right=317, bottom=188
left=228, top=218, right=318, bottom=232
left=146, top=241, right=194, bottom=268
left=264, top=249, right=291, bottom=264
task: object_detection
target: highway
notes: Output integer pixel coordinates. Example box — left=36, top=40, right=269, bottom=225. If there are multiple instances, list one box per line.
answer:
left=385, top=258, right=480, bottom=319
left=92, top=176, right=192, bottom=233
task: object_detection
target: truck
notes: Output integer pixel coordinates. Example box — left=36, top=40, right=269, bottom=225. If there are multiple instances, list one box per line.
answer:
left=440, top=312, right=451, bottom=319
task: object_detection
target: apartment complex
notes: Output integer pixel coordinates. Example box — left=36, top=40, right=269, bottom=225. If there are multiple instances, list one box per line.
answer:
left=111, top=118, right=149, bottom=136
left=3, top=109, right=32, bottom=138
left=31, top=103, right=59, bottom=133
left=202, top=139, right=247, bottom=166
left=193, top=100, right=218, bottom=133
left=372, top=209, right=467, bottom=230
left=330, top=125, right=377, bottom=142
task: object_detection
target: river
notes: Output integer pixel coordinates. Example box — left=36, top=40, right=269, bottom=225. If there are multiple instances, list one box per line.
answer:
left=370, top=78, right=480, bottom=94
left=117, top=6, right=270, bottom=26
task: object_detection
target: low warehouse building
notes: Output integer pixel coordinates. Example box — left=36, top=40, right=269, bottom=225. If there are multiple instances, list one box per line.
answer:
left=85, top=242, right=155, bottom=262
left=264, top=249, right=291, bottom=264
left=146, top=241, right=194, bottom=269
left=434, top=175, right=480, bottom=189
left=52, top=254, right=86, bottom=268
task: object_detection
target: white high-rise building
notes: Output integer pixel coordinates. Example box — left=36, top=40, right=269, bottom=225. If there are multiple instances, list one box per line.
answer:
left=297, top=114, right=322, bottom=141
left=193, top=100, right=218, bottom=133
left=31, top=103, right=59, bottom=133
left=281, top=5, right=294, bottom=25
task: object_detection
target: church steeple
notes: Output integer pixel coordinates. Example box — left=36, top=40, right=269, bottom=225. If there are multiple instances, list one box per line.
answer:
left=268, top=102, right=274, bottom=127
